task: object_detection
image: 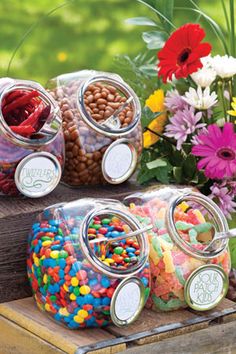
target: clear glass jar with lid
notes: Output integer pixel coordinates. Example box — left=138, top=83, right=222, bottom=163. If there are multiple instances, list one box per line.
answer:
left=0, top=78, right=64, bottom=197
left=27, top=198, right=151, bottom=328
left=47, top=70, right=142, bottom=186
left=124, top=186, right=231, bottom=312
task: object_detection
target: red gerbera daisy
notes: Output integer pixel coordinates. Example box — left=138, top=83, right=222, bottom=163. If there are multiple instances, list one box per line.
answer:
left=158, top=23, right=212, bottom=83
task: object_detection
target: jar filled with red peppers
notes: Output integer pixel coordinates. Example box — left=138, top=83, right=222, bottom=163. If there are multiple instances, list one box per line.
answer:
left=47, top=70, right=142, bottom=186
left=0, top=78, right=64, bottom=197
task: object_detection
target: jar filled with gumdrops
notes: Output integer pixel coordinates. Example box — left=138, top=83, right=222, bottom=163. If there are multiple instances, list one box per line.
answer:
left=0, top=77, right=64, bottom=197
left=27, top=198, right=151, bottom=328
left=47, top=70, right=142, bottom=186
left=124, top=186, right=231, bottom=312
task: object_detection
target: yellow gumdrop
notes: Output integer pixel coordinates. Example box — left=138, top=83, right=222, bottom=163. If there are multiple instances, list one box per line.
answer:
left=163, top=250, right=175, bottom=273
left=149, top=244, right=160, bottom=265
left=43, top=274, right=48, bottom=284
left=42, top=240, right=52, bottom=247
left=45, top=303, right=51, bottom=312
left=59, top=308, right=69, bottom=316
left=80, top=285, right=90, bottom=295
left=71, top=277, right=79, bottom=287
left=159, top=238, right=173, bottom=251
left=70, top=293, right=76, bottom=301
left=179, top=202, right=189, bottom=212
left=50, top=250, right=59, bottom=259
left=192, top=209, right=206, bottom=223
left=74, top=315, right=84, bottom=324
left=77, top=309, right=88, bottom=319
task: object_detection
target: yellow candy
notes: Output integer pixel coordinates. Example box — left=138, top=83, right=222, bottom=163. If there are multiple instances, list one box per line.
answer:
left=70, top=293, right=76, bottom=300
left=163, top=250, right=175, bottom=273
left=149, top=244, right=160, bottom=265
left=34, top=256, right=40, bottom=267
left=179, top=202, right=189, bottom=212
left=80, top=285, right=90, bottom=295
left=43, top=274, right=48, bottom=284
left=77, top=309, right=88, bottom=319
left=42, top=240, right=52, bottom=247
left=50, top=250, right=59, bottom=259
left=192, top=209, right=206, bottom=223
left=130, top=203, right=135, bottom=210
left=63, top=284, right=69, bottom=292
left=159, top=238, right=173, bottom=251
left=45, top=303, right=51, bottom=312
left=59, top=308, right=69, bottom=316
left=104, top=258, right=115, bottom=264
left=71, top=277, right=79, bottom=287
left=156, top=207, right=166, bottom=219
left=74, top=315, right=84, bottom=324
left=103, top=261, right=111, bottom=266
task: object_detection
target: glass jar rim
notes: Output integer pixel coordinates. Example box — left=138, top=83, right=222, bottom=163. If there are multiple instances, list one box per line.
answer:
left=0, top=80, right=62, bottom=148
left=80, top=205, right=149, bottom=278
left=166, top=191, right=229, bottom=260
left=77, top=75, right=141, bottom=138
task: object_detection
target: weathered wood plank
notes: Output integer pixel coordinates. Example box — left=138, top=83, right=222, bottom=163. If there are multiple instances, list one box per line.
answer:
left=117, top=320, right=236, bottom=354
left=0, top=297, right=126, bottom=354
left=0, top=316, right=65, bottom=354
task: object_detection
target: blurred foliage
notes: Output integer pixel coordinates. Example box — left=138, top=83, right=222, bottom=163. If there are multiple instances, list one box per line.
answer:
left=0, top=0, right=231, bottom=87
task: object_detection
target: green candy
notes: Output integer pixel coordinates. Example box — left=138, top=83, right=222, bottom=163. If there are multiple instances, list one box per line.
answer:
left=152, top=294, right=186, bottom=311
left=193, top=222, right=213, bottom=233
left=152, top=236, right=163, bottom=257
left=114, top=247, right=124, bottom=255
left=73, top=287, right=80, bottom=296
left=175, top=221, right=193, bottom=231
left=155, top=219, right=165, bottom=229
left=92, top=224, right=101, bottom=230
left=159, top=233, right=172, bottom=243
left=189, top=228, right=198, bottom=244
left=57, top=228, right=64, bottom=236
left=41, top=236, right=52, bottom=241
left=144, top=287, right=151, bottom=301
left=124, top=258, right=131, bottom=263
left=175, top=267, right=186, bottom=285
left=102, top=218, right=111, bottom=224
left=59, top=250, right=68, bottom=258
left=50, top=295, right=57, bottom=302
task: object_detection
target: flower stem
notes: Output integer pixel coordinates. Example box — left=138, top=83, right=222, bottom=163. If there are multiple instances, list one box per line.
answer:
left=145, top=127, right=176, bottom=146
left=218, top=80, right=228, bottom=121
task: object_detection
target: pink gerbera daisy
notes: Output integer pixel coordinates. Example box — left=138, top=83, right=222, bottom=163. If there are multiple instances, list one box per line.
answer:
left=192, top=123, right=236, bottom=179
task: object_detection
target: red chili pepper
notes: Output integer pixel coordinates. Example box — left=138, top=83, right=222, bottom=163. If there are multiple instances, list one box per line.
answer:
left=19, top=102, right=45, bottom=128
left=10, top=125, right=36, bottom=136
left=4, top=90, right=26, bottom=104
left=3, top=90, right=39, bottom=115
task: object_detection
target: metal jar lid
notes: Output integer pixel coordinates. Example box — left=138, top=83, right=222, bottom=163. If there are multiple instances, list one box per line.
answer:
left=110, top=277, right=145, bottom=326
left=184, top=264, right=229, bottom=311
left=15, top=152, right=61, bottom=197
left=102, top=138, right=137, bottom=184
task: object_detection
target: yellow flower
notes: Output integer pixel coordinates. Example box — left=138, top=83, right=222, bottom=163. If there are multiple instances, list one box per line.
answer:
left=228, top=96, right=236, bottom=115
left=57, top=51, right=68, bottom=62
left=143, top=89, right=167, bottom=148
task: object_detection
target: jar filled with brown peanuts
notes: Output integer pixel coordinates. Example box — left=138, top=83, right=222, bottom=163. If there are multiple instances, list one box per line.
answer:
left=47, top=70, right=142, bottom=186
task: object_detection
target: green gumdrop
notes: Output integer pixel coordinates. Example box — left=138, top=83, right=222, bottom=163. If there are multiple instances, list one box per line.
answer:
left=114, top=247, right=124, bottom=255
left=73, top=287, right=80, bottom=296
left=159, top=233, right=172, bottom=243
left=193, top=222, right=213, bottom=233
left=189, top=228, right=198, bottom=244
left=151, top=236, right=163, bottom=257
left=175, top=221, right=193, bottom=231
left=102, top=218, right=111, bottom=224
left=175, top=267, right=186, bottom=285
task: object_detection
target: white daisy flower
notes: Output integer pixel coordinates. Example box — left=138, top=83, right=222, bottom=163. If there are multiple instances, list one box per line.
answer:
left=191, top=57, right=217, bottom=87
left=183, top=86, right=218, bottom=110
left=209, top=55, right=236, bottom=79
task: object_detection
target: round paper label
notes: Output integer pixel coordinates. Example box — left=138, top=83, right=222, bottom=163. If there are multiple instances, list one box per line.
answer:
left=185, top=265, right=228, bottom=311
left=104, top=143, right=132, bottom=180
left=15, top=152, right=61, bottom=197
left=114, top=281, right=141, bottom=321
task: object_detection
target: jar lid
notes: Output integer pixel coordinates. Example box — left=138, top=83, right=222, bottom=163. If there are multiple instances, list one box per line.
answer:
left=110, top=277, right=145, bottom=326
left=77, top=74, right=141, bottom=138
left=15, top=152, right=61, bottom=197
left=102, top=139, right=137, bottom=184
left=184, top=264, right=228, bottom=311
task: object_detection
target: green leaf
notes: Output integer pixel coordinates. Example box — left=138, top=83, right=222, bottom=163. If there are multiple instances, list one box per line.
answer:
left=183, top=155, right=197, bottom=179
left=154, top=166, right=170, bottom=184
left=182, top=143, right=192, bottom=155
left=139, top=64, right=157, bottom=76
left=137, top=168, right=156, bottom=184
left=125, top=17, right=158, bottom=27
left=175, top=78, right=190, bottom=94
left=142, top=106, right=163, bottom=129
left=154, top=0, right=174, bottom=33
left=142, top=31, right=167, bottom=49
left=173, top=166, right=183, bottom=183
left=146, top=159, right=167, bottom=169
left=169, top=149, right=183, bottom=167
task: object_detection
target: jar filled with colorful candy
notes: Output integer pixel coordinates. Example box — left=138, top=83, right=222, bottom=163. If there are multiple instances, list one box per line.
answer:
left=0, top=77, right=64, bottom=197
left=47, top=70, right=142, bottom=186
left=27, top=198, right=151, bottom=328
left=124, top=187, right=231, bottom=312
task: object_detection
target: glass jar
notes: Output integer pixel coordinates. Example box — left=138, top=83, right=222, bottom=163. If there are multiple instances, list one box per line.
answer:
left=27, top=198, right=151, bottom=328
left=47, top=70, right=142, bottom=186
left=124, top=186, right=231, bottom=312
left=0, top=78, right=64, bottom=197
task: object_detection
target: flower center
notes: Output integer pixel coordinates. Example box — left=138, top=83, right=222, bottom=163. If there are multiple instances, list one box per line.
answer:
left=177, top=48, right=191, bottom=65
left=217, top=147, right=236, bottom=161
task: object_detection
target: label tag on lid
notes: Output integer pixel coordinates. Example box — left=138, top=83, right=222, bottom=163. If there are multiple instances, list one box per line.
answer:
left=111, top=277, right=145, bottom=326
left=102, top=139, right=137, bottom=184
left=184, top=264, right=228, bottom=311
left=15, top=152, right=61, bottom=198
